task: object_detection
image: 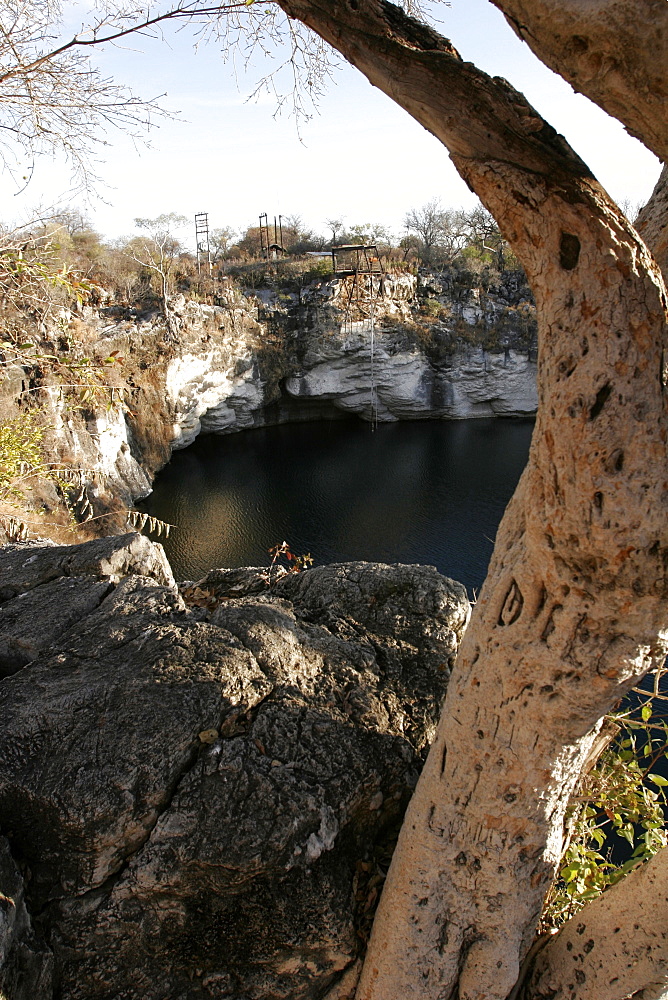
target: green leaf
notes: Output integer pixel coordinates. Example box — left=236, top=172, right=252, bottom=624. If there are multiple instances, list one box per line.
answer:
left=642, top=704, right=652, bottom=722
left=591, top=829, right=605, bottom=848
left=618, top=824, right=635, bottom=846
left=648, top=773, right=668, bottom=786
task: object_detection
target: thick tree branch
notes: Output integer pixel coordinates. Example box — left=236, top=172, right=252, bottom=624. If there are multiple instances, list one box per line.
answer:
left=277, top=0, right=595, bottom=181
left=524, top=848, right=668, bottom=1000
left=637, top=165, right=668, bottom=278
left=489, top=0, right=668, bottom=164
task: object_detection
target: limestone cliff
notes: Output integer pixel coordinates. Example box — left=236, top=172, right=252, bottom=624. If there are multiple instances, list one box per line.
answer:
left=0, top=267, right=537, bottom=535
left=169, top=269, right=536, bottom=437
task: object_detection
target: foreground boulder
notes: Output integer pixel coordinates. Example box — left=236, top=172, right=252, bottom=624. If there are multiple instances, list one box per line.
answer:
left=0, top=534, right=469, bottom=999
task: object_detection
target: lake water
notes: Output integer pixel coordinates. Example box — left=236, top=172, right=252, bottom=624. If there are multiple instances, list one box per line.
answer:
left=138, top=417, right=534, bottom=595
left=138, top=418, right=534, bottom=593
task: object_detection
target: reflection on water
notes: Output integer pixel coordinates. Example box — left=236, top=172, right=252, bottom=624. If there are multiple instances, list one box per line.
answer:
left=138, top=417, right=534, bottom=595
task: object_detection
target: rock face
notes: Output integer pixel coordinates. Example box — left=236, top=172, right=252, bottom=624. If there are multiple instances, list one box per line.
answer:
left=162, top=276, right=422, bottom=448
left=0, top=534, right=470, bottom=999
left=163, top=291, right=269, bottom=449
left=286, top=337, right=536, bottom=422
left=0, top=837, right=53, bottom=1000
left=179, top=271, right=537, bottom=430
left=48, top=389, right=153, bottom=500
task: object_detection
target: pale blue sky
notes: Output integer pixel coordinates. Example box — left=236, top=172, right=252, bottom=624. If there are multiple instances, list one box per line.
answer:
left=6, top=0, right=661, bottom=247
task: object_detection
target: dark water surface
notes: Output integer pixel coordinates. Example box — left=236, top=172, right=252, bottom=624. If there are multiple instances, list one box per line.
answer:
left=138, top=418, right=534, bottom=594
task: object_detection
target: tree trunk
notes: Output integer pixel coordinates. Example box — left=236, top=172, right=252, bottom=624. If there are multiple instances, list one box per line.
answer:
left=489, top=0, right=668, bottom=163
left=274, top=2, right=668, bottom=998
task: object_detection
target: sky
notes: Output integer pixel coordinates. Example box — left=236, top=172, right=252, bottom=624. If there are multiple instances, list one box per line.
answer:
left=4, top=0, right=662, bottom=250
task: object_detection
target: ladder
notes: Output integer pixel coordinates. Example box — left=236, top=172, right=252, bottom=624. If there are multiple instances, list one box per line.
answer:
left=195, top=213, right=211, bottom=275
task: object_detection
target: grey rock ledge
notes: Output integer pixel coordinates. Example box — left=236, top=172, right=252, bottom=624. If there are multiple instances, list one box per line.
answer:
left=0, top=533, right=469, bottom=1000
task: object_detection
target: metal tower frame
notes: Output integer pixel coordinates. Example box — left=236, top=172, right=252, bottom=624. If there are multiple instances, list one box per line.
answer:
left=195, top=213, right=211, bottom=275
left=259, top=213, right=285, bottom=260
left=331, top=243, right=384, bottom=320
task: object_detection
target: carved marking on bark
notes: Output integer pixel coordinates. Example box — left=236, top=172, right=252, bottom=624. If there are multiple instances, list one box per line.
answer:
left=557, top=355, right=578, bottom=379
left=532, top=585, right=548, bottom=618
left=499, top=580, right=524, bottom=625
left=604, top=448, right=625, bottom=473
left=460, top=762, right=484, bottom=811
left=500, top=683, right=534, bottom=709
left=589, top=382, right=612, bottom=420
left=428, top=803, right=445, bottom=837
left=540, top=604, right=563, bottom=644
left=440, top=741, right=448, bottom=776
left=567, top=396, right=586, bottom=419
left=436, top=920, right=451, bottom=956
left=559, top=232, right=581, bottom=270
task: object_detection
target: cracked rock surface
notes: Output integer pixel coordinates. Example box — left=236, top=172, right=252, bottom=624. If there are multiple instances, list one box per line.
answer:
left=0, top=534, right=469, bottom=1000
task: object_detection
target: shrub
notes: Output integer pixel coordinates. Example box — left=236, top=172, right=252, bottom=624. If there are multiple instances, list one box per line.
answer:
left=542, top=680, right=668, bottom=928
left=0, top=412, right=45, bottom=504
left=421, top=297, right=445, bottom=318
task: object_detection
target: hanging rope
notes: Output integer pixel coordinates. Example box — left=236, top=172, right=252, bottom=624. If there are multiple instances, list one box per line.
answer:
left=369, top=273, right=378, bottom=431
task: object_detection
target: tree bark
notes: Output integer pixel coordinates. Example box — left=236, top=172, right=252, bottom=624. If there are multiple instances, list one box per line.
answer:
left=483, top=1, right=668, bottom=278
left=273, top=2, right=668, bottom=998
left=637, top=165, right=668, bottom=278
left=489, top=0, right=668, bottom=164
left=524, top=847, right=668, bottom=1000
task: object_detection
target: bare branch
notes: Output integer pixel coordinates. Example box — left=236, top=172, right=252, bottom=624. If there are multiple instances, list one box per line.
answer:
left=0, top=0, right=344, bottom=185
